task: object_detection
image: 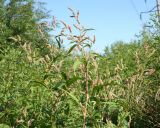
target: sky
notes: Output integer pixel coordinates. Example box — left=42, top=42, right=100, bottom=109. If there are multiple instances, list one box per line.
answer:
left=42, top=0, right=156, bottom=53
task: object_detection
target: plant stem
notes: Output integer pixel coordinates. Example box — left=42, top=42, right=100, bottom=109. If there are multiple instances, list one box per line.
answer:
left=83, top=58, right=89, bottom=128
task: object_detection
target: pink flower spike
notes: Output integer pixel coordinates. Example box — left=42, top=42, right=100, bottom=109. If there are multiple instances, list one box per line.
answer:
left=68, top=25, right=72, bottom=33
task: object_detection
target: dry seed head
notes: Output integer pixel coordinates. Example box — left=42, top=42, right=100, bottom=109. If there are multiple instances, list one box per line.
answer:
left=27, top=55, right=32, bottom=63
left=39, top=58, right=45, bottom=63
left=130, top=75, right=137, bottom=83
left=135, top=94, right=142, bottom=103
left=105, top=85, right=109, bottom=91
left=16, top=118, right=24, bottom=124
left=114, top=64, right=121, bottom=73
left=144, top=43, right=149, bottom=50
left=155, top=88, right=160, bottom=101
left=108, top=90, right=116, bottom=100
left=98, top=79, right=103, bottom=85
left=38, top=28, right=44, bottom=37
left=9, top=36, right=18, bottom=42
left=92, top=79, right=98, bottom=87
left=28, top=119, right=34, bottom=127
left=119, top=89, right=125, bottom=97
left=44, top=79, right=50, bottom=85
left=144, top=68, right=155, bottom=76
left=76, top=45, right=82, bottom=51
left=27, top=43, right=32, bottom=54
left=46, top=43, right=52, bottom=49
left=45, top=64, right=50, bottom=72
left=52, top=64, right=59, bottom=72
left=45, top=55, right=50, bottom=62
left=22, top=107, right=27, bottom=117
left=17, top=35, right=21, bottom=42
left=22, top=42, right=27, bottom=51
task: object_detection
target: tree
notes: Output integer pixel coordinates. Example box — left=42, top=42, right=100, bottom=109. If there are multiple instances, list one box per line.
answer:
left=0, top=0, right=12, bottom=53
left=0, top=0, right=52, bottom=55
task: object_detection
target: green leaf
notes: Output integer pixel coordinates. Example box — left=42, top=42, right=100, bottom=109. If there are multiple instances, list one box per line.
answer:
left=69, top=41, right=75, bottom=44
left=91, top=52, right=101, bottom=57
left=52, top=82, right=65, bottom=90
left=83, top=28, right=95, bottom=32
left=67, top=76, right=80, bottom=86
left=56, top=37, right=61, bottom=49
left=83, top=43, right=91, bottom=48
left=43, top=74, right=49, bottom=80
left=67, top=44, right=77, bottom=54
left=59, top=88, right=82, bottom=107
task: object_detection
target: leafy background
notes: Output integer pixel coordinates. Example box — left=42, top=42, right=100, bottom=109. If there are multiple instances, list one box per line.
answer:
left=0, top=0, right=160, bottom=127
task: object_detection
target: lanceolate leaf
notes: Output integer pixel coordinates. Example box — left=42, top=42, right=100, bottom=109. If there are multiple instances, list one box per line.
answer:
left=83, top=28, right=95, bottom=32
left=83, top=43, right=91, bottom=48
left=56, top=37, right=61, bottom=49
left=59, top=88, right=82, bottom=107
left=67, top=44, right=77, bottom=54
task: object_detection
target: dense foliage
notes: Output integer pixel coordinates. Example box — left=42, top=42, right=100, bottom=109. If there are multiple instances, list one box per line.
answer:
left=0, top=1, right=160, bottom=127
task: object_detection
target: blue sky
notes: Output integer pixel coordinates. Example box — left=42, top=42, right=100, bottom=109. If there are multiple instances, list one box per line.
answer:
left=42, top=0, right=156, bottom=53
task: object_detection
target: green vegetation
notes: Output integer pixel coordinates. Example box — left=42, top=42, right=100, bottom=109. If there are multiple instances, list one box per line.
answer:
left=0, top=0, right=160, bottom=127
